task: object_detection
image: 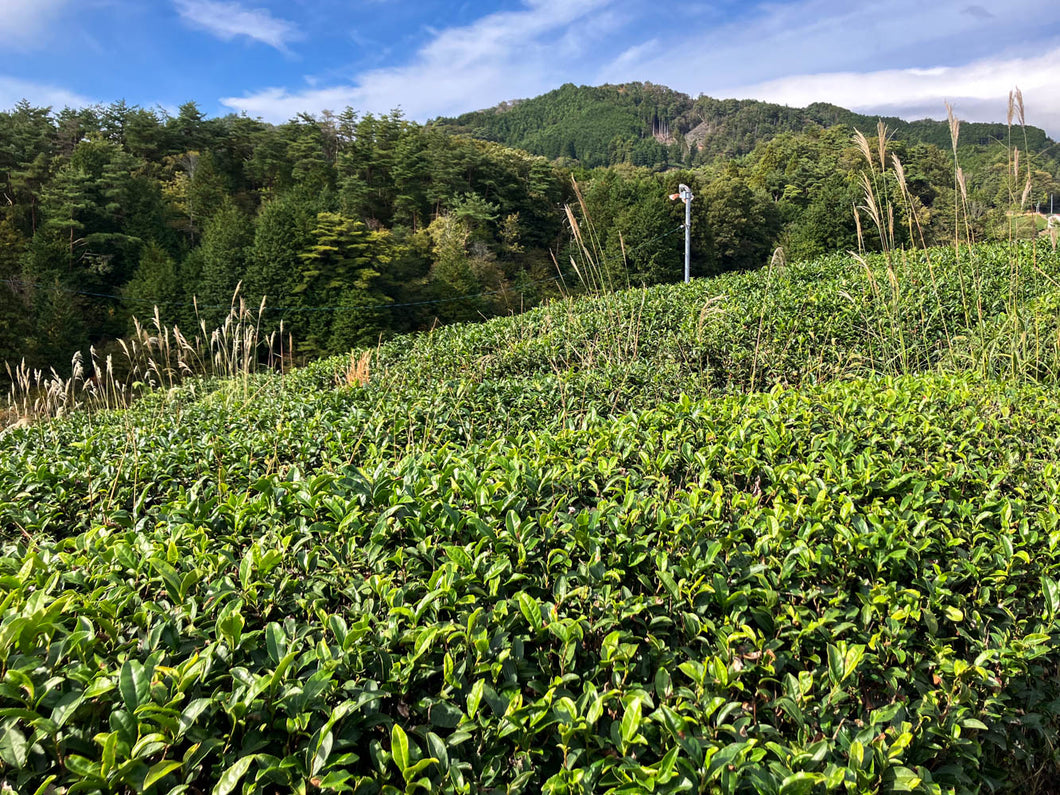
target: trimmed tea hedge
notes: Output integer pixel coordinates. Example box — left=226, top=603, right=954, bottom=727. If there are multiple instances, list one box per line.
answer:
left=3, top=374, right=1060, bottom=793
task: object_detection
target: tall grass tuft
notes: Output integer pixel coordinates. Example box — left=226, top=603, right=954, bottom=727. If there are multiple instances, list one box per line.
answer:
left=561, top=176, right=624, bottom=296
left=852, top=122, right=916, bottom=371
left=2, top=285, right=284, bottom=429
left=848, top=91, right=1060, bottom=385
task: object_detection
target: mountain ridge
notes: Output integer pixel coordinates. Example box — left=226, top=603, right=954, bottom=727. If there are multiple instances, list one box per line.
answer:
left=432, top=82, right=1053, bottom=169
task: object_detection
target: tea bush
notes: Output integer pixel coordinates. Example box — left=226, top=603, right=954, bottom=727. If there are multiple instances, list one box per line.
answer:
left=4, top=243, right=1060, bottom=793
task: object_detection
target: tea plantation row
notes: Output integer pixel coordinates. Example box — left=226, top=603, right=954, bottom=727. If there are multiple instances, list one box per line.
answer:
left=5, top=242, right=1060, bottom=542
left=4, top=243, right=1060, bottom=793
left=4, top=375, right=1060, bottom=793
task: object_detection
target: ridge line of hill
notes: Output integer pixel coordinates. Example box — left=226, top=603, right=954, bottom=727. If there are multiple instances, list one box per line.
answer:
left=432, top=81, right=1053, bottom=169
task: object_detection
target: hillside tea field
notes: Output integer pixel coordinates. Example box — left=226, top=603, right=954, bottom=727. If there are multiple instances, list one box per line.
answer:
left=5, top=244, right=1060, bottom=794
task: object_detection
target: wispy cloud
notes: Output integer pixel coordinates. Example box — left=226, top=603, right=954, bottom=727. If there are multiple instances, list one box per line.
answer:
left=224, top=85, right=362, bottom=122
left=218, top=0, right=1060, bottom=136
left=962, top=4, right=995, bottom=20
left=599, top=0, right=1047, bottom=91
left=725, top=48, right=1060, bottom=136
left=592, top=0, right=1060, bottom=134
left=175, top=0, right=301, bottom=52
left=220, top=0, right=611, bottom=121
left=0, top=76, right=95, bottom=111
left=1, top=0, right=71, bottom=49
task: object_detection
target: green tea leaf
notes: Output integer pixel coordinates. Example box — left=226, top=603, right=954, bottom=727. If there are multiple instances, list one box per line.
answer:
left=119, top=660, right=150, bottom=712
left=467, top=680, right=485, bottom=720
left=391, top=723, right=410, bottom=774
left=51, top=690, right=84, bottom=728
left=848, top=739, right=865, bottom=769
left=517, top=592, right=542, bottom=633
left=212, top=754, right=260, bottom=795
left=1044, top=577, right=1060, bottom=619
left=620, top=698, right=642, bottom=750
left=889, top=766, right=922, bottom=792
left=0, top=719, right=29, bottom=768
left=658, top=569, right=679, bottom=599
left=178, top=697, right=212, bottom=738
left=780, top=772, right=821, bottom=795
left=144, top=759, right=183, bottom=789
left=265, top=622, right=287, bottom=664
left=426, top=731, right=449, bottom=770
left=310, top=729, right=333, bottom=776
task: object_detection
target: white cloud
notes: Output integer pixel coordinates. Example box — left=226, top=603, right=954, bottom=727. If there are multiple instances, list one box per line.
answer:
left=175, top=0, right=301, bottom=52
left=0, top=76, right=95, bottom=111
left=220, top=0, right=611, bottom=122
left=217, top=0, right=1060, bottom=137
left=598, top=0, right=1053, bottom=91
left=607, top=39, right=660, bottom=78
left=725, top=48, right=1060, bottom=137
left=0, top=0, right=71, bottom=49
left=589, top=0, right=1060, bottom=135
left=223, top=85, right=362, bottom=122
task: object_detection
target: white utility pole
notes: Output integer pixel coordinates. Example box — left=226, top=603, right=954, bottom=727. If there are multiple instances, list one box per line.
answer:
left=670, top=184, right=693, bottom=283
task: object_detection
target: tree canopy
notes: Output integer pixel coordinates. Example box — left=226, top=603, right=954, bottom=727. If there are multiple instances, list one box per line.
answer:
left=1, top=87, right=1056, bottom=378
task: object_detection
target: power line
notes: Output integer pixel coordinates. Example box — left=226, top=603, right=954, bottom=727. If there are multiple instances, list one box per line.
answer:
left=0, top=223, right=686, bottom=315
left=0, top=275, right=563, bottom=313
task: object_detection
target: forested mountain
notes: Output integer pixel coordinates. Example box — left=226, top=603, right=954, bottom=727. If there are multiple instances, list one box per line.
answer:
left=2, top=85, right=1058, bottom=381
left=434, top=83, right=694, bottom=169
left=435, top=82, right=1055, bottom=169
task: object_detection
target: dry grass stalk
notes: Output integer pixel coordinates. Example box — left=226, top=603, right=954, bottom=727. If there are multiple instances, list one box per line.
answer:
left=946, top=103, right=960, bottom=154
left=853, top=130, right=874, bottom=171
left=888, top=151, right=951, bottom=344
left=892, top=154, right=929, bottom=249
left=876, top=120, right=888, bottom=173
left=947, top=104, right=973, bottom=264
left=956, top=168, right=969, bottom=205
left=887, top=205, right=896, bottom=254
left=564, top=205, right=599, bottom=293
left=3, top=285, right=282, bottom=428
left=883, top=242, right=898, bottom=295
left=854, top=123, right=899, bottom=255
left=769, top=246, right=786, bottom=271
left=859, top=173, right=880, bottom=222
left=1010, top=87, right=1025, bottom=128
left=857, top=170, right=895, bottom=255
left=955, top=166, right=976, bottom=248
left=562, top=177, right=629, bottom=295
left=854, top=202, right=865, bottom=254
left=892, top=154, right=908, bottom=196
left=695, top=294, right=726, bottom=337
left=344, top=351, right=372, bottom=387
left=750, top=248, right=789, bottom=390
left=852, top=252, right=880, bottom=300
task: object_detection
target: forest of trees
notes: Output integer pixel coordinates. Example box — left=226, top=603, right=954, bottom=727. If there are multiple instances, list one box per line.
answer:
left=439, top=82, right=1058, bottom=171
left=0, top=101, right=574, bottom=373
left=2, top=84, right=1058, bottom=378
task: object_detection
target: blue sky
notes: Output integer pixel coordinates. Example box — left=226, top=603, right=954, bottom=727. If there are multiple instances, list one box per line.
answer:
left=4, top=0, right=1060, bottom=136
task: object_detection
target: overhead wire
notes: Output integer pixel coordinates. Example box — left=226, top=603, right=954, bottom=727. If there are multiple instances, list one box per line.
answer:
left=0, top=222, right=687, bottom=315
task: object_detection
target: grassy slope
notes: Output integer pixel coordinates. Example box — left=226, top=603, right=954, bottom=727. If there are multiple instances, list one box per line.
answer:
left=4, top=243, right=1060, bottom=793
